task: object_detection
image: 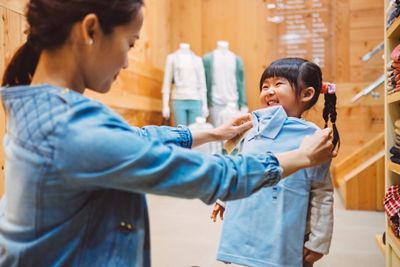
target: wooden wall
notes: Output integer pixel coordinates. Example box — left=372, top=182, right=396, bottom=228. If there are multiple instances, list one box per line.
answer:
left=314, top=0, right=384, bottom=162
left=0, top=0, right=27, bottom=196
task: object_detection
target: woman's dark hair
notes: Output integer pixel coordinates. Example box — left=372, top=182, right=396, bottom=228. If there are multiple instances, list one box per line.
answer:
left=259, top=57, right=340, bottom=149
left=2, top=0, right=144, bottom=87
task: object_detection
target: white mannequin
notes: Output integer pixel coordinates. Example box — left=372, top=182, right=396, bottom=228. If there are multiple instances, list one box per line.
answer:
left=215, top=41, right=248, bottom=114
left=162, top=43, right=208, bottom=125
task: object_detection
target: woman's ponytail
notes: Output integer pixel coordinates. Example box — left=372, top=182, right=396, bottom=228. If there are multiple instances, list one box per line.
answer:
left=322, top=83, right=340, bottom=150
left=1, top=37, right=41, bottom=87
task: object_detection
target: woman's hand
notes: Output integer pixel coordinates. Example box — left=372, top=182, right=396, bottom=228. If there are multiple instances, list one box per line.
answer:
left=191, top=114, right=253, bottom=147
left=275, top=128, right=335, bottom=177
left=210, top=203, right=225, bottom=222
left=299, top=128, right=335, bottom=167
left=213, top=113, right=253, bottom=141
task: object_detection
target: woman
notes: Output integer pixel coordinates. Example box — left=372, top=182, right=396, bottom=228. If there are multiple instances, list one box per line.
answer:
left=0, top=1, right=334, bottom=266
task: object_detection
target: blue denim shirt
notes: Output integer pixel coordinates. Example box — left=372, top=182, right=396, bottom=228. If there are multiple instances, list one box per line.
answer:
left=0, top=85, right=282, bottom=267
left=217, top=106, right=330, bottom=267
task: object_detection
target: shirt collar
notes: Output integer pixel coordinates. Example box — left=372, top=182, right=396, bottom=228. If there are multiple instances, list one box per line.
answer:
left=248, top=106, right=287, bottom=141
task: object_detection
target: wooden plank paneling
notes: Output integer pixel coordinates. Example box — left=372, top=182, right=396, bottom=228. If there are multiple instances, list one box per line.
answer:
left=0, top=7, right=5, bottom=78
left=341, top=154, right=384, bottom=210
left=350, top=9, right=384, bottom=29
left=3, top=8, right=25, bottom=69
left=129, top=0, right=172, bottom=70
left=0, top=0, right=27, bottom=14
left=0, top=3, right=26, bottom=196
left=170, top=0, right=202, bottom=55
left=199, top=0, right=268, bottom=110
left=333, top=0, right=350, bottom=82
left=350, top=0, right=384, bottom=10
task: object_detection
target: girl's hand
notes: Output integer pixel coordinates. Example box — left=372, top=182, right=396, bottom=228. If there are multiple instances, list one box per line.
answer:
left=213, top=114, right=253, bottom=141
left=303, top=247, right=323, bottom=263
left=210, top=203, right=225, bottom=222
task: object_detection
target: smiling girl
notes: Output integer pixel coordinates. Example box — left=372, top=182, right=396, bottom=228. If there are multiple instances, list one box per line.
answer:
left=212, top=57, right=340, bottom=267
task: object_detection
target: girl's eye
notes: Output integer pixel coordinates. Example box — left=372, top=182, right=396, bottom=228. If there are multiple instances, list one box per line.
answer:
left=276, top=82, right=283, bottom=86
left=262, top=86, right=269, bottom=90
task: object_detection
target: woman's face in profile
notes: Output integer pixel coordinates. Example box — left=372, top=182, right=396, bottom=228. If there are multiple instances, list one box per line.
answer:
left=85, top=8, right=144, bottom=93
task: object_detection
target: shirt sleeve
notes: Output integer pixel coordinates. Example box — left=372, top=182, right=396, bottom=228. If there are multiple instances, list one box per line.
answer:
left=130, top=125, right=192, bottom=148
left=304, top=171, right=334, bottom=254
left=53, top=102, right=283, bottom=205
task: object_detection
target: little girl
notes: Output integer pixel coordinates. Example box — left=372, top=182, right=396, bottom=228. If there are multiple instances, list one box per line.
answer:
left=211, top=57, right=339, bottom=267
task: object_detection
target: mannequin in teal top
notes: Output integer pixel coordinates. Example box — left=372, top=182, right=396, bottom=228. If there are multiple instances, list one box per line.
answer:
left=203, top=41, right=247, bottom=127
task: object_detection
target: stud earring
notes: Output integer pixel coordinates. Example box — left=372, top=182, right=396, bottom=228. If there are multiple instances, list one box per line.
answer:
left=87, top=39, right=94, bottom=45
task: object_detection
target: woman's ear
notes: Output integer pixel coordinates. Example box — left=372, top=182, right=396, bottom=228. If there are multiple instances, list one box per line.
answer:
left=80, top=13, right=100, bottom=45
left=301, top=86, right=316, bottom=103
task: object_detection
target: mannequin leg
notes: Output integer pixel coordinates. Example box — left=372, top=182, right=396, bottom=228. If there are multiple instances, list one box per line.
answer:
left=172, top=100, right=189, bottom=125
left=187, top=100, right=202, bottom=125
left=209, top=103, right=226, bottom=127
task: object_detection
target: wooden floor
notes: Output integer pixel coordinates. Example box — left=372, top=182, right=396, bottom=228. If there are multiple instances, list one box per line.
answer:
left=147, top=190, right=385, bottom=267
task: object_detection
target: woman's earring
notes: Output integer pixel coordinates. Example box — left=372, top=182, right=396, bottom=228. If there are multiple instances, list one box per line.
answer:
left=87, top=39, right=94, bottom=45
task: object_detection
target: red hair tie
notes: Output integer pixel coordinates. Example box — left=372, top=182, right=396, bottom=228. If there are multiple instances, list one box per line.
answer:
left=321, top=82, right=336, bottom=94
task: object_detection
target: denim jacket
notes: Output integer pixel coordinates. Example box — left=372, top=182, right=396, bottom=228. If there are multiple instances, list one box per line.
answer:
left=0, top=85, right=282, bottom=267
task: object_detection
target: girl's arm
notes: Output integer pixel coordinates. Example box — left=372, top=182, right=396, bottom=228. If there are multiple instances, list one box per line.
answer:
left=304, top=172, right=334, bottom=259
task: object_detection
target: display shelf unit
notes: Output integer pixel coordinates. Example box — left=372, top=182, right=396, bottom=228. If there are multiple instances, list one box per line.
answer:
left=385, top=1, right=400, bottom=266
left=376, top=234, right=386, bottom=256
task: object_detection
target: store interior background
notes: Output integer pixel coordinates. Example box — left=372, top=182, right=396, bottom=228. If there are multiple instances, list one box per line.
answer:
left=0, top=0, right=386, bottom=266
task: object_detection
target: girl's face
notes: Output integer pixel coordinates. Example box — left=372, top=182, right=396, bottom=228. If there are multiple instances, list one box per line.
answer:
left=259, top=76, right=303, bottom=117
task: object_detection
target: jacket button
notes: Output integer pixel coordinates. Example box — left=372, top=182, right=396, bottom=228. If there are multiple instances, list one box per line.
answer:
left=120, top=221, right=134, bottom=231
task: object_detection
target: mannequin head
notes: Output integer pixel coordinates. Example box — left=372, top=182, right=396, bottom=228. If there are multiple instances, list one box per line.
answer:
left=216, top=40, right=229, bottom=51
left=179, top=43, right=190, bottom=50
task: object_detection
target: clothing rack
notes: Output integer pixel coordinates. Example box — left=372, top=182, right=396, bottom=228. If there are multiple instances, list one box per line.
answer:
left=361, top=42, right=384, bottom=62
left=351, top=75, right=385, bottom=103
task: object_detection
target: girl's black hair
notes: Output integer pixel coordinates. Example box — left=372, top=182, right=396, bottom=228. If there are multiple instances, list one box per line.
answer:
left=2, top=0, right=144, bottom=87
left=259, top=57, right=340, bottom=149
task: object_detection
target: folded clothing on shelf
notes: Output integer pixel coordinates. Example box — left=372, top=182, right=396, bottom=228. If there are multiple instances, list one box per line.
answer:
left=384, top=185, right=400, bottom=237
left=390, top=122, right=400, bottom=163
left=387, top=0, right=400, bottom=29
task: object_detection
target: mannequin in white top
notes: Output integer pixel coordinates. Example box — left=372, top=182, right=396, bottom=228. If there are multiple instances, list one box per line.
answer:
left=162, top=43, right=208, bottom=126
left=203, top=41, right=248, bottom=127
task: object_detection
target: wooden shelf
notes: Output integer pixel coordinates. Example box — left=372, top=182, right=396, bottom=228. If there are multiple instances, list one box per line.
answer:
left=389, top=161, right=400, bottom=175
left=385, top=2, right=400, bottom=266
left=388, top=92, right=400, bottom=104
left=388, top=16, right=400, bottom=39
left=387, top=224, right=400, bottom=257
left=376, top=234, right=386, bottom=256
